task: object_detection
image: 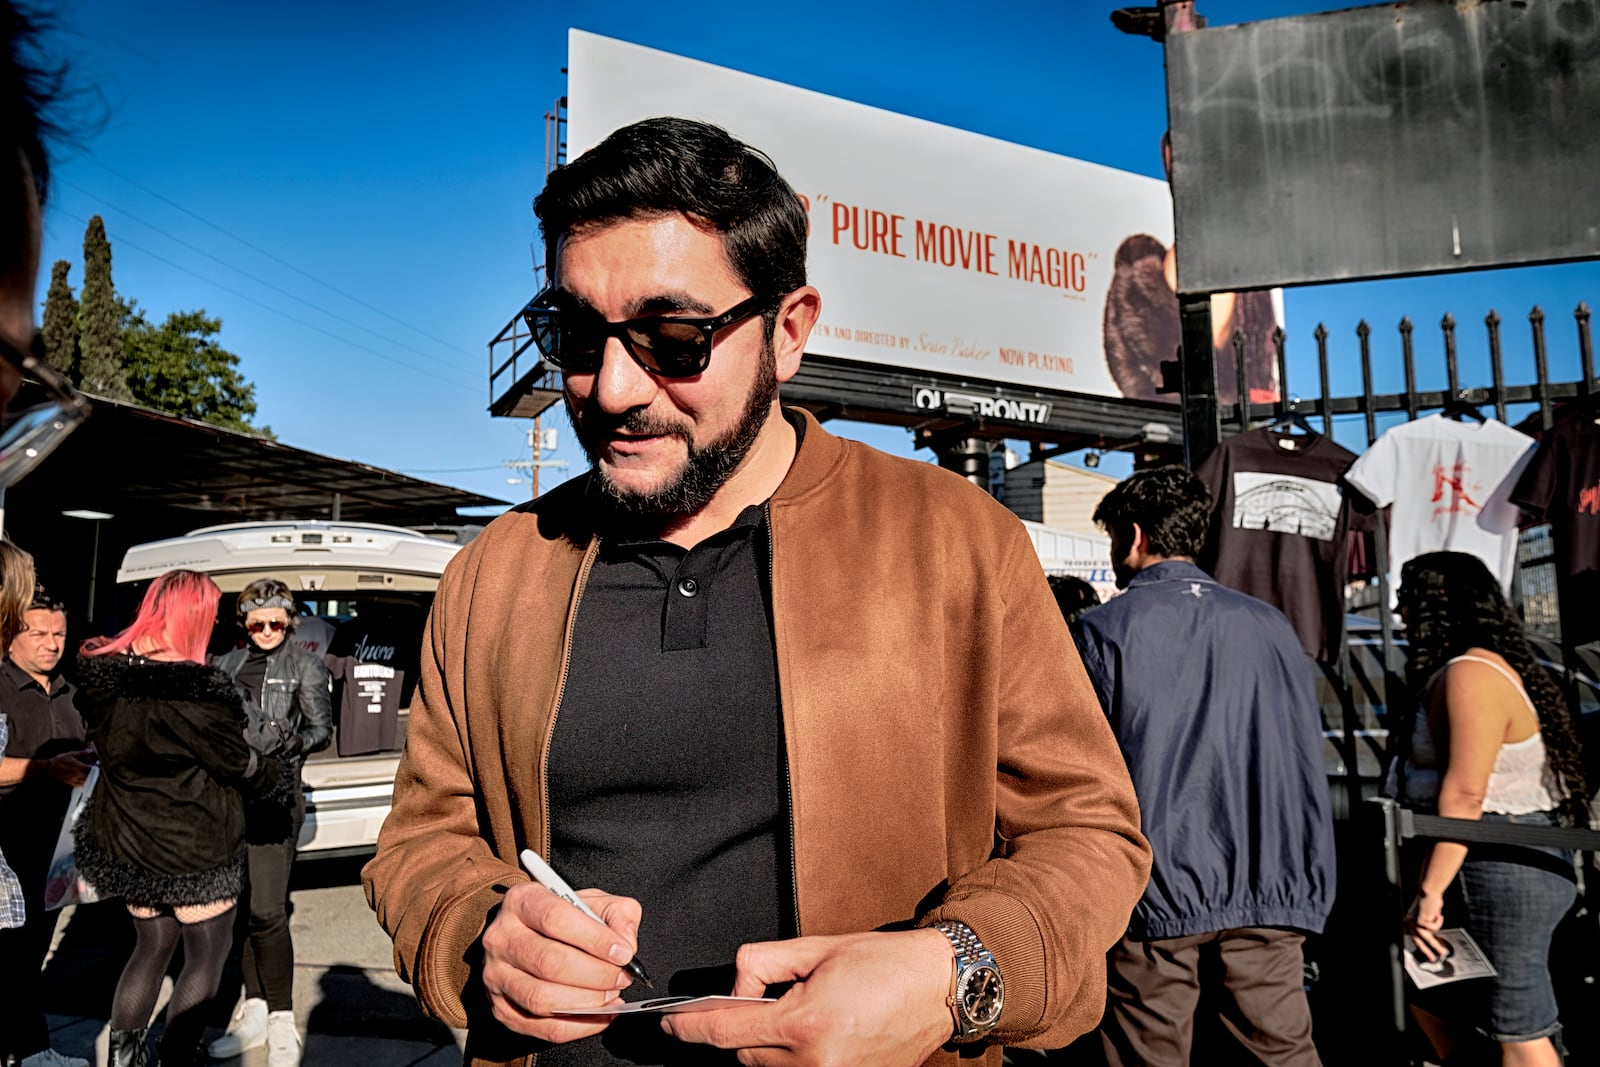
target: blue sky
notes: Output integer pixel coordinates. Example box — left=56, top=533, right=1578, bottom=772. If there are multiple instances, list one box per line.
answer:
left=34, top=0, right=1600, bottom=511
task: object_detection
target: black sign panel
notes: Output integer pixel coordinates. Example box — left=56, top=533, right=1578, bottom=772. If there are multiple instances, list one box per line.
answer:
left=1168, top=0, right=1600, bottom=292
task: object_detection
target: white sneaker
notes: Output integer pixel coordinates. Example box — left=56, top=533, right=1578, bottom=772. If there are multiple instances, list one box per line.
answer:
left=264, top=1011, right=300, bottom=1067
left=206, top=996, right=268, bottom=1058
left=18, top=1050, right=90, bottom=1067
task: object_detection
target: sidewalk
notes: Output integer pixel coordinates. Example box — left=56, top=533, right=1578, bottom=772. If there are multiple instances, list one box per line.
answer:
left=37, top=858, right=463, bottom=1066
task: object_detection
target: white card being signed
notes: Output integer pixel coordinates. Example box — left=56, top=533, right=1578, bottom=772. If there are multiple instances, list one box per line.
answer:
left=555, top=995, right=775, bottom=1016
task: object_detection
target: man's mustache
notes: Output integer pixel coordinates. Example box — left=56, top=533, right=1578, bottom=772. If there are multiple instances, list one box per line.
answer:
left=577, top=406, right=692, bottom=442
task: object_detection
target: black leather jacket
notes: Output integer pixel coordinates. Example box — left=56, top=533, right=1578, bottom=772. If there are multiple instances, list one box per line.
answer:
left=215, top=641, right=333, bottom=759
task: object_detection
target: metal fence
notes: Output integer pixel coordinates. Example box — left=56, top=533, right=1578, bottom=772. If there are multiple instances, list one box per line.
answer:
left=1201, top=300, right=1599, bottom=1064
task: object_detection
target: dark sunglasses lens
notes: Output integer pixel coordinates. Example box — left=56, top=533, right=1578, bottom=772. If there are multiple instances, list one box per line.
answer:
left=248, top=620, right=287, bottom=634
left=626, top=321, right=706, bottom=377
left=526, top=310, right=601, bottom=372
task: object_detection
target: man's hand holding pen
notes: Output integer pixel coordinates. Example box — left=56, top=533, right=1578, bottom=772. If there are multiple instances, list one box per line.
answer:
left=480, top=880, right=643, bottom=1042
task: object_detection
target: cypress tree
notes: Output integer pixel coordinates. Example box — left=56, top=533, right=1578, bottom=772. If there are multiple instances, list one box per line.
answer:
left=77, top=215, right=132, bottom=399
left=41, top=259, right=79, bottom=383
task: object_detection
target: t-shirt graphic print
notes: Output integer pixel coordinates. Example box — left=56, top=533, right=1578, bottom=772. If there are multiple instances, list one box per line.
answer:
left=1344, top=415, right=1535, bottom=611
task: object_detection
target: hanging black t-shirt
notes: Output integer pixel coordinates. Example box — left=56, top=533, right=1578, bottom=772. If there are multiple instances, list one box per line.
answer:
left=1197, top=428, right=1368, bottom=662
left=325, top=656, right=403, bottom=756
left=1510, top=393, right=1600, bottom=646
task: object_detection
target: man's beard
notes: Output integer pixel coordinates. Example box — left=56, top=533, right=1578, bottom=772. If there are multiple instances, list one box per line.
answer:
left=567, top=339, right=779, bottom=526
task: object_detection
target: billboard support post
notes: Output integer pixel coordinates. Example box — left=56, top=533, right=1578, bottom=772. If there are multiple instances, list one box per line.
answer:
left=933, top=436, right=997, bottom=491
left=1160, top=1, right=1220, bottom=468
left=1177, top=293, right=1219, bottom=467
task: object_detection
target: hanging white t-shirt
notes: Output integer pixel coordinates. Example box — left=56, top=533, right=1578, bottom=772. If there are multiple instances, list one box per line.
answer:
left=1344, top=415, right=1535, bottom=608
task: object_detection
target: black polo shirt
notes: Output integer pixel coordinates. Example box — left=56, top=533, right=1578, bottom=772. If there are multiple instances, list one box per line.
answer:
left=0, top=658, right=84, bottom=796
left=0, top=658, right=85, bottom=877
left=542, top=502, right=792, bottom=1066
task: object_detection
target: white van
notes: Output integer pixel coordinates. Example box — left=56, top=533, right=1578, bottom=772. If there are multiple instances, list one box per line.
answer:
left=116, top=521, right=462, bottom=858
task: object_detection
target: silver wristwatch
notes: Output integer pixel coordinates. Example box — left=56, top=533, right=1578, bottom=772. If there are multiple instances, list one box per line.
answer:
left=931, top=920, right=1004, bottom=1043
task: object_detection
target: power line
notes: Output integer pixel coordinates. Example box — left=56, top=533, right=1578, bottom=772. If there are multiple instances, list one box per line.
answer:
left=60, top=177, right=480, bottom=375
left=49, top=208, right=480, bottom=394
left=79, top=156, right=483, bottom=360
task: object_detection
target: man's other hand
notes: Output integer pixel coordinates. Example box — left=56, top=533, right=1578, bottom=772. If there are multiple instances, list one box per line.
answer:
left=44, top=748, right=94, bottom=787
left=661, top=928, right=956, bottom=1066
left=480, top=881, right=643, bottom=1043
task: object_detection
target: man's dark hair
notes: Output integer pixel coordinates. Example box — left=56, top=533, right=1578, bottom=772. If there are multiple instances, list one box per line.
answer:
left=1092, top=465, right=1211, bottom=559
left=0, top=2, right=63, bottom=273
left=26, top=593, right=63, bottom=614
left=533, top=117, right=807, bottom=302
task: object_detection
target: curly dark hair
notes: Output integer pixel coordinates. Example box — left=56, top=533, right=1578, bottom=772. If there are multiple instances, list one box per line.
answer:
left=1399, top=551, right=1590, bottom=826
left=1091, top=465, right=1212, bottom=560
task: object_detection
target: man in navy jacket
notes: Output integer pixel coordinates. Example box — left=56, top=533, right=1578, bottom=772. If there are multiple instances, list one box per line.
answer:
left=1072, top=466, right=1335, bottom=1067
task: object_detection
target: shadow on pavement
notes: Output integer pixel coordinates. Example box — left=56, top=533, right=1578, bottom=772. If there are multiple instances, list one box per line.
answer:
left=41, top=898, right=133, bottom=1024
left=305, top=964, right=456, bottom=1045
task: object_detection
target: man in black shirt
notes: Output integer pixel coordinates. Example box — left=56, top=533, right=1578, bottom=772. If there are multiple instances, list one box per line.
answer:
left=364, top=117, right=1149, bottom=1067
left=0, top=598, right=91, bottom=1066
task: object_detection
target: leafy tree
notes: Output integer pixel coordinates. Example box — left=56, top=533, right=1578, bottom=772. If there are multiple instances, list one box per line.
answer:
left=121, top=302, right=273, bottom=437
left=77, top=215, right=132, bottom=400
left=41, top=259, right=78, bottom=382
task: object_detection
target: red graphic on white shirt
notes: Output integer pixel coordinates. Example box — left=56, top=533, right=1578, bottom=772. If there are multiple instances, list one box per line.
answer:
left=1580, top=480, right=1600, bottom=516
left=1430, top=463, right=1483, bottom=519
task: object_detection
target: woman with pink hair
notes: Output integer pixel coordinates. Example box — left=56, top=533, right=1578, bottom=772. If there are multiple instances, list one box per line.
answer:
left=73, top=569, right=292, bottom=1067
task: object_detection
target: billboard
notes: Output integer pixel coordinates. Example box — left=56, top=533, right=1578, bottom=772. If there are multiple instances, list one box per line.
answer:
left=567, top=31, right=1198, bottom=403
left=1168, top=0, right=1600, bottom=292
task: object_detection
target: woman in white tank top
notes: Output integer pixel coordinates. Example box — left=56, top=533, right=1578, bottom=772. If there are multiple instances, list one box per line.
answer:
left=1394, top=552, right=1589, bottom=1067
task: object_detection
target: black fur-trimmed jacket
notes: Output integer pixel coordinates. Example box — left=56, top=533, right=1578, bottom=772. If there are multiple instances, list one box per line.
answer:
left=73, top=653, right=294, bottom=906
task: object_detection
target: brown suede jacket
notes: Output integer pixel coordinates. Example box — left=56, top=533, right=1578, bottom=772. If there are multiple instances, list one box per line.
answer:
left=363, top=411, right=1150, bottom=1066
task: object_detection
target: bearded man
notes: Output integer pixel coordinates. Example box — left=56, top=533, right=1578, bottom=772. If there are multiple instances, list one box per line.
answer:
left=364, top=117, right=1150, bottom=1067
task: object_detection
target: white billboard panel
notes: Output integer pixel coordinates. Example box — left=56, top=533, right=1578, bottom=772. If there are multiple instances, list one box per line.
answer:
left=568, top=31, right=1200, bottom=402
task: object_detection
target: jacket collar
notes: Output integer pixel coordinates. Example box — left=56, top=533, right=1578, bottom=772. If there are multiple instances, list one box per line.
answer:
left=1125, top=559, right=1213, bottom=589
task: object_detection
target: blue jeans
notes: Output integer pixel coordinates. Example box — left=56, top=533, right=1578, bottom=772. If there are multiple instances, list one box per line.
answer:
left=1447, top=811, right=1578, bottom=1044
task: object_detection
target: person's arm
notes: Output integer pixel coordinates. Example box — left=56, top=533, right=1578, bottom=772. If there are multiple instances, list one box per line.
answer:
left=293, top=649, right=333, bottom=756
left=667, top=525, right=1152, bottom=1059
left=0, top=750, right=93, bottom=788
left=1404, top=658, right=1516, bottom=959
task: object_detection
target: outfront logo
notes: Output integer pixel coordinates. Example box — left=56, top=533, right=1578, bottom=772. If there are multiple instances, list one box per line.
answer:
left=912, top=388, right=1052, bottom=425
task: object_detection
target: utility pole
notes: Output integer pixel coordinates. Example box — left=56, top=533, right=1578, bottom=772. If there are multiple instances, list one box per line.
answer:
left=504, top=422, right=568, bottom=499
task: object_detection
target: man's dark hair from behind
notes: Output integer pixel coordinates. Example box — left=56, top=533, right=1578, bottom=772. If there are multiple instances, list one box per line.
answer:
left=0, top=1, right=59, bottom=277
left=533, top=117, right=808, bottom=315
left=1092, top=465, right=1211, bottom=559
left=1048, top=575, right=1100, bottom=625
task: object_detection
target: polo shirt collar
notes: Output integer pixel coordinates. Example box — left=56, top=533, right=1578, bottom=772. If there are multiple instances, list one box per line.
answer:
left=1, top=656, right=71, bottom=697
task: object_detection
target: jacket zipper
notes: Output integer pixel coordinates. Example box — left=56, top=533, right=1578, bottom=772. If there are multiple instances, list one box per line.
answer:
left=765, top=502, right=802, bottom=938
left=540, top=538, right=601, bottom=859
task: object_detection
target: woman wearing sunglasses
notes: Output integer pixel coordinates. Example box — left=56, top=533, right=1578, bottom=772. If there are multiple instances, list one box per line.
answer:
left=210, top=579, right=332, bottom=1067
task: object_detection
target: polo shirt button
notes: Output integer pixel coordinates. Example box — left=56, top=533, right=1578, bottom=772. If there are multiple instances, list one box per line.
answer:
left=677, top=578, right=699, bottom=597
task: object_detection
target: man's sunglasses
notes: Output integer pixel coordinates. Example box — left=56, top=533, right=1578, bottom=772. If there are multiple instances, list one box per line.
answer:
left=0, top=332, right=91, bottom=488
left=247, top=619, right=289, bottom=635
left=520, top=290, right=778, bottom=379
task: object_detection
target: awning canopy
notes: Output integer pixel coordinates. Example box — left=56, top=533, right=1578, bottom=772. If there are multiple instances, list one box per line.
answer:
left=2, top=387, right=507, bottom=629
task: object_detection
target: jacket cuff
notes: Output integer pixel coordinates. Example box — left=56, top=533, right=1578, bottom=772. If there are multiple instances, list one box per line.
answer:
left=417, top=879, right=512, bottom=1029
left=921, top=890, right=1061, bottom=1039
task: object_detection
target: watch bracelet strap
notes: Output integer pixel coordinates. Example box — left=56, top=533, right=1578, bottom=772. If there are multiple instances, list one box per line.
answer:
left=931, top=920, right=998, bottom=1040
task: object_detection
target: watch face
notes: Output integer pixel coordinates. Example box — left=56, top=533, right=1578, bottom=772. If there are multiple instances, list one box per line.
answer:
left=961, top=964, right=1004, bottom=1028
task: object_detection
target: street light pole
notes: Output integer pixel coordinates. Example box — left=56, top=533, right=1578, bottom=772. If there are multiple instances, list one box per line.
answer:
left=62, top=509, right=114, bottom=623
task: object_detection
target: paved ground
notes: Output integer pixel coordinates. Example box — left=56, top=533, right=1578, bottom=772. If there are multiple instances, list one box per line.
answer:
left=38, top=855, right=464, bottom=1066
